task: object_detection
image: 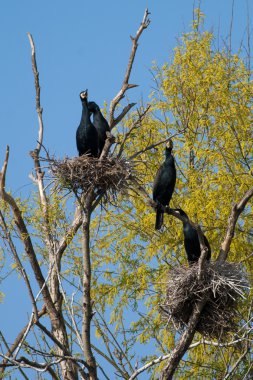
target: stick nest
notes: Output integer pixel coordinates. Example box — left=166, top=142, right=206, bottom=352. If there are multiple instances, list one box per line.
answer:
left=46, top=155, right=135, bottom=198
left=160, top=262, right=249, bottom=340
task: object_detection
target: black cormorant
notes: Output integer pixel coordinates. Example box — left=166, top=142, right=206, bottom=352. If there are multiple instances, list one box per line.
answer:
left=88, top=101, right=110, bottom=156
left=152, top=140, right=176, bottom=230
left=76, top=90, right=98, bottom=157
left=176, top=209, right=211, bottom=264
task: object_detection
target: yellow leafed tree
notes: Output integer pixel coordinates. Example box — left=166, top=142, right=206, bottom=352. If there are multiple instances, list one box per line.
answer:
left=90, top=10, right=253, bottom=378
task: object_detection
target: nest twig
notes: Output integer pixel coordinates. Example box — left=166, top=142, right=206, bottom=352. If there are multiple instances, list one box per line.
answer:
left=43, top=155, right=136, bottom=201
left=160, top=262, right=250, bottom=340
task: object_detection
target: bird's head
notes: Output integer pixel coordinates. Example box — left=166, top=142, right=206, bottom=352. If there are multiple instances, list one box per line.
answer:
left=174, top=208, right=188, bottom=219
left=166, top=139, right=173, bottom=151
left=80, top=90, right=88, bottom=101
left=88, top=101, right=100, bottom=114
left=165, top=139, right=174, bottom=157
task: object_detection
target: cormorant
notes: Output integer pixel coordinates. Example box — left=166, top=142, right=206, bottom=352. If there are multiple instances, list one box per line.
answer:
left=88, top=101, right=110, bottom=156
left=152, top=140, right=176, bottom=230
left=76, top=90, right=98, bottom=157
left=176, top=209, right=211, bottom=264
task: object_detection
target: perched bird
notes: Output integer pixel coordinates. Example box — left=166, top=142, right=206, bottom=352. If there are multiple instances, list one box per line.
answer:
left=76, top=90, right=98, bottom=157
left=153, top=139, right=176, bottom=230
left=88, top=101, right=110, bottom=156
left=176, top=209, right=211, bottom=264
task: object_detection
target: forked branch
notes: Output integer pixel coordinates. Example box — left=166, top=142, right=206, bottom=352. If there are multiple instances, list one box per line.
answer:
left=218, top=187, right=253, bottom=262
left=109, top=8, right=150, bottom=128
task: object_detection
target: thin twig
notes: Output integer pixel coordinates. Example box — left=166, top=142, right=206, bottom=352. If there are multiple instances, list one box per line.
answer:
left=223, top=348, right=249, bottom=380
left=0, top=306, right=47, bottom=376
left=129, top=353, right=171, bottom=380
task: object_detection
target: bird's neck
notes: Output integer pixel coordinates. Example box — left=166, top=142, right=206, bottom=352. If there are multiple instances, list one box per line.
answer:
left=183, top=222, right=195, bottom=236
left=93, top=109, right=102, bottom=119
left=164, top=153, right=174, bottom=166
left=81, top=100, right=89, bottom=123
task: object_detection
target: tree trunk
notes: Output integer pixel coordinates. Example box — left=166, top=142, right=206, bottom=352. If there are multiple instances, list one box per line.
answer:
left=160, top=296, right=208, bottom=380
left=82, top=195, right=97, bottom=380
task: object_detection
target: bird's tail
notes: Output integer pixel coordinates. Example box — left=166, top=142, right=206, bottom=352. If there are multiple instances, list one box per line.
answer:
left=155, top=210, right=163, bottom=230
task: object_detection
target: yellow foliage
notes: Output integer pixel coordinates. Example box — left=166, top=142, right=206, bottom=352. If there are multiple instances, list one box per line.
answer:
left=90, top=20, right=253, bottom=378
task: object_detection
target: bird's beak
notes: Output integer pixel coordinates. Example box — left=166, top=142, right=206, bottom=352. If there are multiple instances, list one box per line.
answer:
left=80, top=89, right=88, bottom=99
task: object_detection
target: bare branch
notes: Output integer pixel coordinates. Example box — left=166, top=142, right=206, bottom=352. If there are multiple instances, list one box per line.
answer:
left=0, top=147, right=57, bottom=320
left=27, top=33, right=44, bottom=153
left=0, top=210, right=38, bottom=318
left=130, top=334, right=252, bottom=380
left=160, top=296, right=209, bottom=379
left=35, top=321, right=89, bottom=379
left=196, top=225, right=209, bottom=280
left=0, top=306, right=47, bottom=376
left=57, top=272, right=83, bottom=350
left=224, top=348, right=250, bottom=380
left=56, top=205, right=82, bottom=260
left=129, top=127, right=187, bottom=160
left=109, top=8, right=150, bottom=127
left=189, top=337, right=253, bottom=349
left=117, top=105, right=151, bottom=158
left=27, top=33, right=44, bottom=154
left=94, top=308, right=133, bottom=375
left=110, top=103, right=136, bottom=130
left=129, top=135, right=170, bottom=160
left=99, top=132, right=116, bottom=160
left=28, top=33, right=54, bottom=258
left=218, top=187, right=253, bottom=262
left=129, top=354, right=171, bottom=380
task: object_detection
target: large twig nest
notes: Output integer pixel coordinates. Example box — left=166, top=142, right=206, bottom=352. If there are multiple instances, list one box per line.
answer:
left=45, top=155, right=135, bottom=198
left=160, top=262, right=249, bottom=340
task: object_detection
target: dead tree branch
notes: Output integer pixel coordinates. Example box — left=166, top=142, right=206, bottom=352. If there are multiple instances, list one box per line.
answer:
left=0, top=146, right=57, bottom=320
left=109, top=8, right=150, bottom=128
left=27, top=33, right=54, bottom=257
left=99, top=132, right=116, bottom=160
left=218, top=187, right=253, bottom=262
left=117, top=105, right=151, bottom=158
left=223, top=347, right=250, bottom=379
left=129, top=354, right=171, bottom=380
left=0, top=210, right=38, bottom=318
left=160, top=296, right=209, bottom=379
left=128, top=125, right=188, bottom=160
left=189, top=336, right=253, bottom=349
left=112, top=103, right=137, bottom=129
left=56, top=204, right=82, bottom=260
left=129, top=332, right=253, bottom=380
left=27, top=33, right=43, bottom=153
left=0, top=306, right=47, bottom=376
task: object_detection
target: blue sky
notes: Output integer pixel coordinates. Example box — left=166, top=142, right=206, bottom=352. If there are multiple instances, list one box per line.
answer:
left=0, top=0, right=252, bottom=378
